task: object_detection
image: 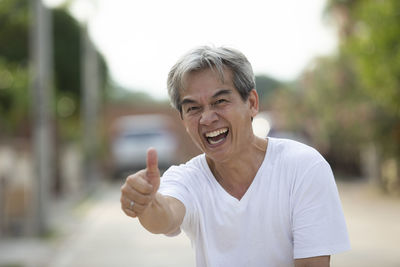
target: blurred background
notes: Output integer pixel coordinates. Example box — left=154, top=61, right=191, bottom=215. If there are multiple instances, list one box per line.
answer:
left=0, top=0, right=399, bottom=266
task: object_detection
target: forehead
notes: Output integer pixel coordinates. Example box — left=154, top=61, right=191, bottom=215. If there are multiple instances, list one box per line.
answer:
left=180, top=68, right=235, bottom=97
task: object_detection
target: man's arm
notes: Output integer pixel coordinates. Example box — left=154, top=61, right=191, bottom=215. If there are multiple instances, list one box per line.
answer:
left=138, top=193, right=185, bottom=234
left=294, top=255, right=330, bottom=267
left=120, top=148, right=185, bottom=234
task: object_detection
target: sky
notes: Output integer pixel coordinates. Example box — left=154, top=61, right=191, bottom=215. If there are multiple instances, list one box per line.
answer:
left=44, top=0, right=337, bottom=100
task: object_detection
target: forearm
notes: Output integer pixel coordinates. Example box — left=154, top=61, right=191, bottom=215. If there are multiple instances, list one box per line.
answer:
left=138, top=193, right=180, bottom=234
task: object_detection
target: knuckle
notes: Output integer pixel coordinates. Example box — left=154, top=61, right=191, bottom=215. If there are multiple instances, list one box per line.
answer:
left=120, top=185, right=126, bottom=193
left=125, top=176, right=134, bottom=184
left=126, top=173, right=136, bottom=179
left=120, top=183, right=127, bottom=191
left=121, top=186, right=129, bottom=195
left=126, top=173, right=139, bottom=183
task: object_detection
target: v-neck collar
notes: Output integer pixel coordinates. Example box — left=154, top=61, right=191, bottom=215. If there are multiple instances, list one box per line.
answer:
left=200, top=138, right=271, bottom=206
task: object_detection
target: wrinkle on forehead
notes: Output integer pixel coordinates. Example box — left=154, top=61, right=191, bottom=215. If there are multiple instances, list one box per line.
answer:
left=180, top=66, right=230, bottom=94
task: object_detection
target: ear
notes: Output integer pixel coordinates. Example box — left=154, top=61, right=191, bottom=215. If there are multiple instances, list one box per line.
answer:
left=247, top=89, right=259, bottom=118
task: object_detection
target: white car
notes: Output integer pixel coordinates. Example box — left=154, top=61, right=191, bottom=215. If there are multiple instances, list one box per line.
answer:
left=111, top=114, right=178, bottom=178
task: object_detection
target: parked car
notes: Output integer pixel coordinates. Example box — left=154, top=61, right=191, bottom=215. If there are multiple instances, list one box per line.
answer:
left=110, top=114, right=178, bottom=178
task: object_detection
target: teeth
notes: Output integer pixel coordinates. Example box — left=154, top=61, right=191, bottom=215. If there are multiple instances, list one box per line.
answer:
left=205, top=128, right=228, bottom=138
left=209, top=138, right=224, bottom=145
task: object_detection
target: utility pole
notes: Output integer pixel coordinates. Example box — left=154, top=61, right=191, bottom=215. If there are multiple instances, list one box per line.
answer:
left=81, top=25, right=100, bottom=190
left=29, top=0, right=53, bottom=235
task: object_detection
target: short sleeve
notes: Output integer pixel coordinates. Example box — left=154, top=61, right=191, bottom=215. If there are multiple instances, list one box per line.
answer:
left=159, top=165, right=197, bottom=237
left=291, top=160, right=351, bottom=259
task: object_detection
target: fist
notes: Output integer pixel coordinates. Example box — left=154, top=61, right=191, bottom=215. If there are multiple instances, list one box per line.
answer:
left=120, top=148, right=160, bottom=218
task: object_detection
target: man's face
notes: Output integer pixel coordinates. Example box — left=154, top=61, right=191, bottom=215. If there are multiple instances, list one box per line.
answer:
left=179, top=68, right=258, bottom=163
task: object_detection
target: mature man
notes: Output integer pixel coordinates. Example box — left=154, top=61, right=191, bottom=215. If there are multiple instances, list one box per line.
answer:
left=120, top=46, right=350, bottom=267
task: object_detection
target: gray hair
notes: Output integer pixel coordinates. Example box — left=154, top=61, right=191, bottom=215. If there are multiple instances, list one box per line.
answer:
left=167, top=46, right=256, bottom=112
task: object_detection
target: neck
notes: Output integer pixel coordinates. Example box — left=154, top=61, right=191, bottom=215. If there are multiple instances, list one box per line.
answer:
left=206, top=137, right=268, bottom=200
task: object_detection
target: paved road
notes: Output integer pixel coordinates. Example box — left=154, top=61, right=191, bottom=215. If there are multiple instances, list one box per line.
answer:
left=333, top=181, right=400, bottom=267
left=1, top=180, right=399, bottom=267
left=48, top=183, right=195, bottom=267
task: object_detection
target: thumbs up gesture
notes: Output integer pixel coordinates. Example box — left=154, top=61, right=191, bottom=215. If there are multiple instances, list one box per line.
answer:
left=120, top=148, right=161, bottom=218
left=146, top=148, right=160, bottom=193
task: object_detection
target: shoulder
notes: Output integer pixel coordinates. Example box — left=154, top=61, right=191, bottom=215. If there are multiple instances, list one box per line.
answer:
left=162, top=153, right=208, bottom=184
left=269, top=137, right=326, bottom=169
left=267, top=138, right=333, bottom=186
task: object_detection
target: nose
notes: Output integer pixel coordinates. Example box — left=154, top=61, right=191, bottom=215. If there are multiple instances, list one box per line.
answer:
left=199, top=108, right=218, bottom=125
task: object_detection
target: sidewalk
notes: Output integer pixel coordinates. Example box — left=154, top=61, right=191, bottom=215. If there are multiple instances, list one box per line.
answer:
left=1, top=180, right=399, bottom=267
left=48, top=182, right=195, bottom=267
left=0, top=182, right=195, bottom=267
left=333, top=181, right=400, bottom=267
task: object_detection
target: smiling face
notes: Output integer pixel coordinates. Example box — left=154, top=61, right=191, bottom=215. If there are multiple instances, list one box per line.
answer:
left=180, top=68, right=259, bottom=163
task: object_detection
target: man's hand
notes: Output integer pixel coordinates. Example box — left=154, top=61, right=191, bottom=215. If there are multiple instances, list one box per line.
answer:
left=120, top=148, right=185, bottom=234
left=120, top=148, right=160, bottom=218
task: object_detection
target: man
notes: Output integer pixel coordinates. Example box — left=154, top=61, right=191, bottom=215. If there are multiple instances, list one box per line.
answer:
left=120, top=46, right=350, bottom=267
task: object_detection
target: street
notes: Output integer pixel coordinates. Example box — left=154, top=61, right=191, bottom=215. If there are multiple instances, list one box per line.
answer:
left=47, top=183, right=195, bottom=267
left=0, top=180, right=399, bottom=267
left=333, top=181, right=400, bottom=267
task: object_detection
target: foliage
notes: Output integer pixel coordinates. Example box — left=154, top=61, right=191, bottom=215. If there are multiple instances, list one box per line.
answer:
left=325, top=0, right=400, bottom=159
left=279, top=55, right=376, bottom=175
left=0, top=0, right=29, bottom=64
left=0, top=59, right=29, bottom=136
left=0, top=0, right=30, bottom=136
left=52, top=8, right=82, bottom=101
left=52, top=8, right=108, bottom=111
left=255, top=75, right=282, bottom=103
left=343, top=0, right=400, bottom=114
left=270, top=0, right=400, bottom=182
left=0, top=0, right=108, bottom=139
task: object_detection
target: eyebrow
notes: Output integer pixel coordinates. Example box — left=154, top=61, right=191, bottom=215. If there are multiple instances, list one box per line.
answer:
left=212, top=89, right=232, bottom=98
left=180, top=89, right=233, bottom=107
left=180, top=98, right=197, bottom=107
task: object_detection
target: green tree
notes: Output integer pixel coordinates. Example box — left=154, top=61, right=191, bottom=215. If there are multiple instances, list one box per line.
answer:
left=0, top=59, right=29, bottom=135
left=321, top=0, right=400, bottom=189
left=0, top=0, right=30, bottom=136
left=255, top=75, right=282, bottom=103
left=0, top=0, right=108, bottom=138
left=295, top=55, right=373, bottom=175
left=328, top=0, right=400, bottom=114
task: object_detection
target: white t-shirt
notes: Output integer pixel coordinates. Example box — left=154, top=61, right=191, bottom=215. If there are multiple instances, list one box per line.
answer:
left=159, top=138, right=351, bottom=267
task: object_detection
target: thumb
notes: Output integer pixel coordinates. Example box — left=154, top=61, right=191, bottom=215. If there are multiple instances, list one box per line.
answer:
left=146, top=147, right=160, bottom=192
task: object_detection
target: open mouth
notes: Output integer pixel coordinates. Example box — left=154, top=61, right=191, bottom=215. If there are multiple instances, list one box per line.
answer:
left=204, top=128, right=229, bottom=145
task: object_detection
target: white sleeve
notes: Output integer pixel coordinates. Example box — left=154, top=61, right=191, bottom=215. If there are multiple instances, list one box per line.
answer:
left=158, top=165, right=197, bottom=237
left=291, top=160, right=351, bottom=259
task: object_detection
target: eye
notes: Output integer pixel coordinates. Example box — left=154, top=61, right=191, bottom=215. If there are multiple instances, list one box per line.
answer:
left=214, top=99, right=227, bottom=105
left=186, top=106, right=200, bottom=113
